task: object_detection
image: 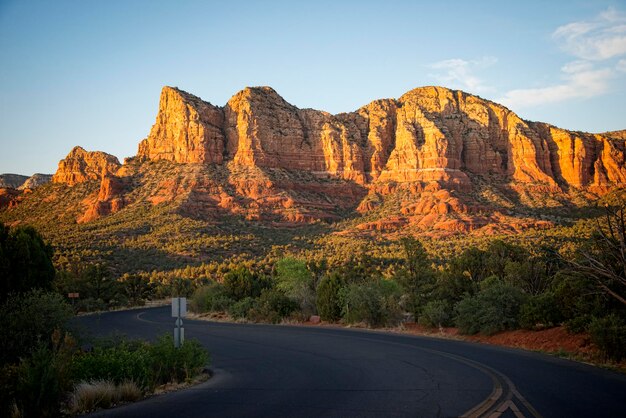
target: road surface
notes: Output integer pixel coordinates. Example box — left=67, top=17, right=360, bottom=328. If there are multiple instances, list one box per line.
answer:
left=74, top=307, right=626, bottom=417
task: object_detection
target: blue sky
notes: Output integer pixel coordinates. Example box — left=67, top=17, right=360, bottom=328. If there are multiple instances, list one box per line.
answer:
left=1, top=0, right=626, bottom=175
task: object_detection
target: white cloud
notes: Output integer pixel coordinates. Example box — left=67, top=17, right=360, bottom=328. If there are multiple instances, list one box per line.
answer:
left=428, top=56, right=497, bottom=93
left=499, top=8, right=626, bottom=109
left=498, top=63, right=612, bottom=108
left=553, top=7, right=626, bottom=60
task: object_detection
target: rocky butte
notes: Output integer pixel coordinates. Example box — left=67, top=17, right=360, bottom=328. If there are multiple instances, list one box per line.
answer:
left=9, top=85, right=626, bottom=234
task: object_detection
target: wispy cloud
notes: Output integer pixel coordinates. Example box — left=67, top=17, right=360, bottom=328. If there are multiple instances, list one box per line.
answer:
left=553, top=7, right=626, bottom=60
left=499, top=7, right=626, bottom=109
left=499, top=63, right=612, bottom=108
left=428, top=56, right=497, bottom=93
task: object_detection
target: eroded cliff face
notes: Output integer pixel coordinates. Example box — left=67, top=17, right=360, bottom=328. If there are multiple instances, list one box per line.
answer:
left=137, top=87, right=225, bottom=164
left=52, top=146, right=121, bottom=186
left=45, top=85, right=626, bottom=230
left=136, top=85, right=626, bottom=192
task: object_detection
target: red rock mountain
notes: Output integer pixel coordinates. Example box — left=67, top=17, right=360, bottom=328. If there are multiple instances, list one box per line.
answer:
left=40, top=86, right=626, bottom=232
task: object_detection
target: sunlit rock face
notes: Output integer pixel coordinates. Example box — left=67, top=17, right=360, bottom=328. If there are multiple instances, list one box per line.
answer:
left=136, top=85, right=626, bottom=191
left=52, top=146, right=121, bottom=186
left=46, top=85, right=626, bottom=227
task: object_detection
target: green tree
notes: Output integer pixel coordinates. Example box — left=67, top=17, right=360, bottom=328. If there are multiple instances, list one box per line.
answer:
left=0, top=223, right=55, bottom=301
left=316, top=272, right=343, bottom=321
left=395, top=237, right=435, bottom=321
left=0, top=290, right=72, bottom=365
left=455, top=281, right=527, bottom=335
left=275, top=257, right=316, bottom=315
left=223, top=266, right=267, bottom=301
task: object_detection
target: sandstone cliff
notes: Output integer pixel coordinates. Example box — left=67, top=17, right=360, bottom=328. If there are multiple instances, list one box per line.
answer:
left=137, top=85, right=626, bottom=192
left=52, top=146, right=121, bottom=186
left=40, top=85, right=626, bottom=231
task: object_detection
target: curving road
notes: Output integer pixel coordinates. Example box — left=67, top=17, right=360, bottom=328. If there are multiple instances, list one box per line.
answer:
left=74, top=307, right=626, bottom=418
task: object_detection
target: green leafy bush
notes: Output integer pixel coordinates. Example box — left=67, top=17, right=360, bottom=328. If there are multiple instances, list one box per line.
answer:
left=0, top=223, right=55, bottom=301
left=341, top=279, right=402, bottom=327
left=0, top=289, right=72, bottom=364
left=275, top=257, right=316, bottom=315
left=519, top=292, right=563, bottom=329
left=149, top=334, right=209, bottom=385
left=71, top=341, right=153, bottom=389
left=455, top=282, right=526, bottom=335
left=419, top=300, right=451, bottom=328
left=13, top=331, right=76, bottom=418
left=228, top=297, right=256, bottom=319
left=223, top=267, right=267, bottom=301
left=316, top=272, right=343, bottom=321
left=190, top=282, right=233, bottom=313
left=588, top=314, right=626, bottom=361
left=248, top=289, right=298, bottom=323
left=72, top=334, right=209, bottom=389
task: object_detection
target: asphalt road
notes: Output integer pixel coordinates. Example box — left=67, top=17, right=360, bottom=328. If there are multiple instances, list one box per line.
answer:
left=73, top=307, right=626, bottom=418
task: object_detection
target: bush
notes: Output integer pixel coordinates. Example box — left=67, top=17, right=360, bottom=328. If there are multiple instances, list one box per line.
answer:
left=419, top=300, right=451, bottom=328
left=223, top=267, right=267, bottom=301
left=275, top=257, right=316, bottom=315
left=455, top=282, right=526, bottom=335
left=228, top=297, right=256, bottom=319
left=588, top=314, right=626, bottom=361
left=149, top=334, right=209, bottom=385
left=248, top=289, right=298, bottom=324
left=0, top=223, right=55, bottom=301
left=341, top=279, right=402, bottom=327
left=71, top=341, right=153, bottom=389
left=316, top=272, right=343, bottom=322
left=13, top=331, right=76, bottom=418
left=189, top=282, right=233, bottom=313
left=67, top=379, right=143, bottom=414
left=519, top=292, right=563, bottom=329
left=0, top=289, right=73, bottom=364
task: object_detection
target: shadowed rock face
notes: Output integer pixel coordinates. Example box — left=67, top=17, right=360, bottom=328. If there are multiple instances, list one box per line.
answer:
left=135, top=85, right=626, bottom=191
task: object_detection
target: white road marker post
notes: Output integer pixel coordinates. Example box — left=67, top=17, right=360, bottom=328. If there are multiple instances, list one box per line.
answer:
left=171, top=297, right=187, bottom=348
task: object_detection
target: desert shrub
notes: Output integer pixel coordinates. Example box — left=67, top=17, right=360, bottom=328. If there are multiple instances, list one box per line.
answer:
left=588, top=314, right=626, bottom=361
left=275, top=257, right=316, bottom=315
left=419, top=300, right=451, bottom=328
left=316, top=272, right=343, bottom=321
left=341, top=279, right=402, bottom=327
left=74, top=334, right=209, bottom=390
left=248, top=289, right=298, bottom=324
left=552, top=272, right=606, bottom=333
left=228, top=297, right=256, bottom=319
left=71, top=341, right=153, bottom=389
left=455, top=282, right=527, bottom=335
left=149, top=334, right=209, bottom=385
left=519, top=291, right=563, bottom=329
left=68, top=380, right=117, bottom=413
left=189, top=282, right=233, bottom=313
left=0, top=289, right=73, bottom=364
left=223, top=266, right=267, bottom=301
left=13, top=331, right=76, bottom=418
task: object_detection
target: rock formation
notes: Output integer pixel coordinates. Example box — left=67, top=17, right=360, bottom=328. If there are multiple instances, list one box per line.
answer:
left=137, top=87, right=225, bottom=164
left=0, top=174, right=29, bottom=189
left=52, top=146, right=121, bottom=186
left=137, top=85, right=626, bottom=192
left=39, top=85, right=626, bottom=230
left=18, top=174, right=52, bottom=190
